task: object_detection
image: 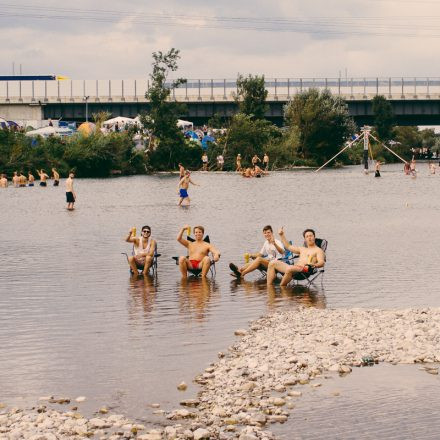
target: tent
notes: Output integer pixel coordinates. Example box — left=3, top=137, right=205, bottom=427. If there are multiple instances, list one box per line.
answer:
left=177, top=119, right=193, bottom=130
left=78, top=122, right=96, bottom=136
left=25, top=126, right=73, bottom=138
left=202, top=135, right=215, bottom=150
left=103, top=116, right=136, bottom=129
left=0, top=117, right=9, bottom=129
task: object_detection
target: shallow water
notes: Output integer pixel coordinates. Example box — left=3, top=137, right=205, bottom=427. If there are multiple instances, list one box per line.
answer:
left=0, top=164, right=439, bottom=424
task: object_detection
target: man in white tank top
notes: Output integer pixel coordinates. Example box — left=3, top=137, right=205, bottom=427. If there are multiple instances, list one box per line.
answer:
left=125, top=225, right=157, bottom=275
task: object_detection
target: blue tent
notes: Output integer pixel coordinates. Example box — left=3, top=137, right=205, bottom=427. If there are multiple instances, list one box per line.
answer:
left=202, top=135, right=215, bottom=150
left=184, top=130, right=199, bottom=140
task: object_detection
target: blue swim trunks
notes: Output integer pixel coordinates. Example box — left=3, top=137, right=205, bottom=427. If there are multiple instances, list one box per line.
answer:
left=179, top=188, right=188, bottom=198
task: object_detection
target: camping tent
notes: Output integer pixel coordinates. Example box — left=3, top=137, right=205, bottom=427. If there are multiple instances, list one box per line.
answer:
left=25, top=126, right=73, bottom=138
left=177, top=119, right=193, bottom=130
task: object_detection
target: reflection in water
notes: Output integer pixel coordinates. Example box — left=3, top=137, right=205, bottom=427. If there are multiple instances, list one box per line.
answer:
left=127, top=274, right=157, bottom=322
left=178, top=277, right=219, bottom=321
left=230, top=278, right=326, bottom=310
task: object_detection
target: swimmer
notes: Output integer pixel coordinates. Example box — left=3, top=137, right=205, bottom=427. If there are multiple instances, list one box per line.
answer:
left=125, top=225, right=157, bottom=276
left=177, top=170, right=199, bottom=206
left=12, top=171, right=19, bottom=188
left=267, top=227, right=325, bottom=286
left=0, top=174, right=7, bottom=188
left=410, top=157, right=417, bottom=177
left=177, top=225, right=220, bottom=278
left=37, top=169, right=49, bottom=187
left=28, top=171, right=35, bottom=186
left=65, top=172, right=76, bottom=210
left=52, top=168, right=60, bottom=186
left=229, top=225, right=284, bottom=279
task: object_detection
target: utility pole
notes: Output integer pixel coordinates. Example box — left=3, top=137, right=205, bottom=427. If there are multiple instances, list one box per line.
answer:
left=361, top=126, right=372, bottom=172
left=83, top=95, right=90, bottom=122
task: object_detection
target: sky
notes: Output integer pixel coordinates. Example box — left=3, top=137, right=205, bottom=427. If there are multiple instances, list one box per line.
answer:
left=1, top=0, right=440, bottom=80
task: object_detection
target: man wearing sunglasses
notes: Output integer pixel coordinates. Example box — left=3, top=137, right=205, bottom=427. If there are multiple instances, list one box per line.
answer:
left=125, top=226, right=156, bottom=276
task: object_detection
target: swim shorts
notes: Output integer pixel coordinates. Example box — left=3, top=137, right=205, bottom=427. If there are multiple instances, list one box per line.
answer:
left=135, top=256, right=146, bottom=268
left=375, top=171, right=381, bottom=177
left=28, top=183, right=34, bottom=187
left=66, top=191, right=75, bottom=203
left=179, top=188, right=188, bottom=198
left=189, top=259, right=201, bottom=269
left=302, top=264, right=315, bottom=273
left=40, top=181, right=47, bottom=187
left=54, top=180, right=59, bottom=186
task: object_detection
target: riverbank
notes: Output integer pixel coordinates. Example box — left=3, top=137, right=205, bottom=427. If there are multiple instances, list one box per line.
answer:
left=2, top=307, right=439, bottom=439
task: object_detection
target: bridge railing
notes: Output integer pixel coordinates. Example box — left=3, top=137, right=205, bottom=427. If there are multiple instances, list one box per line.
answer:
left=1, top=77, right=440, bottom=103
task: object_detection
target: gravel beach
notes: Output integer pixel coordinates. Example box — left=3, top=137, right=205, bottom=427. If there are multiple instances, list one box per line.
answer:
left=2, top=307, right=439, bottom=439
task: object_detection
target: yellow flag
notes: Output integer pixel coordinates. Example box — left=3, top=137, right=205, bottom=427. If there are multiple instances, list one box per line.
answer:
left=56, top=75, right=69, bottom=81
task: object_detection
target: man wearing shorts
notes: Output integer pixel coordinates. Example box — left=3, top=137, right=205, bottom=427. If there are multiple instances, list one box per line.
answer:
left=267, top=228, right=325, bottom=286
left=177, top=171, right=199, bottom=206
left=65, top=172, right=76, bottom=210
left=0, top=174, right=7, bottom=188
left=37, top=169, right=49, bottom=187
left=52, top=168, right=60, bottom=186
left=125, top=225, right=157, bottom=276
left=177, top=225, right=220, bottom=278
left=28, top=171, right=35, bottom=186
left=229, top=225, right=284, bottom=279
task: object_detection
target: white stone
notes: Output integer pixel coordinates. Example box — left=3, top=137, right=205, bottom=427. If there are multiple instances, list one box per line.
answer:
left=193, top=428, right=210, bottom=440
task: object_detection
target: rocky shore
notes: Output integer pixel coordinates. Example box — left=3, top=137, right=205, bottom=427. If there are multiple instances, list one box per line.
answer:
left=1, top=307, right=439, bottom=439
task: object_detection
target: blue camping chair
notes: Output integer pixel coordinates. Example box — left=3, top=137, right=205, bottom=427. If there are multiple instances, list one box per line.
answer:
left=172, top=235, right=216, bottom=278
left=122, top=243, right=160, bottom=277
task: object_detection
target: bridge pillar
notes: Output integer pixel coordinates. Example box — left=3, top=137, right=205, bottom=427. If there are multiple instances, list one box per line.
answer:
left=0, top=103, right=43, bottom=123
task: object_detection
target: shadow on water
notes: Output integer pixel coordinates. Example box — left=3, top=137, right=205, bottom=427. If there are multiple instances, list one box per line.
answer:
left=127, top=274, right=158, bottom=322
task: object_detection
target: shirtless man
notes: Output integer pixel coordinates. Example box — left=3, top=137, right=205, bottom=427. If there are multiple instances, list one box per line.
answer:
left=65, top=172, right=76, bottom=210
left=28, top=171, right=35, bottom=186
left=242, top=167, right=253, bottom=178
left=267, top=228, right=325, bottom=286
left=125, top=225, right=157, bottom=276
left=263, top=153, right=269, bottom=171
left=177, top=225, right=220, bottom=278
left=374, top=160, right=381, bottom=177
left=37, top=169, right=49, bottom=187
left=229, top=225, right=284, bottom=279
left=251, top=154, right=261, bottom=167
left=201, top=153, right=208, bottom=171
left=236, top=154, right=242, bottom=172
left=0, top=174, right=7, bottom=188
left=410, top=157, right=416, bottom=177
left=52, top=168, right=60, bottom=186
left=19, top=172, right=26, bottom=187
left=12, top=172, right=19, bottom=188
left=178, top=171, right=199, bottom=206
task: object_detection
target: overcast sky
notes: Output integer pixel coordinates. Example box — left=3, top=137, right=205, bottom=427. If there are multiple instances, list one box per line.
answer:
left=1, top=0, right=440, bottom=80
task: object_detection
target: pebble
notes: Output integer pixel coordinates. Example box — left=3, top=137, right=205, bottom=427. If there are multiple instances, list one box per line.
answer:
left=75, top=396, right=86, bottom=403
left=235, top=329, right=248, bottom=336
left=193, top=428, right=210, bottom=439
left=177, top=382, right=188, bottom=391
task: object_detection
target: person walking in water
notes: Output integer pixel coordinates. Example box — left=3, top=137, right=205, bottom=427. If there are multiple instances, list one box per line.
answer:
left=52, top=168, right=60, bottom=186
left=410, top=157, right=417, bottom=177
left=374, top=160, right=381, bottom=177
left=28, top=171, right=35, bottom=186
left=65, top=172, right=76, bottom=210
left=177, top=170, right=199, bottom=206
left=178, top=163, right=185, bottom=178
left=37, top=169, right=49, bottom=187
left=12, top=171, right=19, bottom=187
left=0, top=174, right=7, bottom=188
left=263, top=153, right=269, bottom=171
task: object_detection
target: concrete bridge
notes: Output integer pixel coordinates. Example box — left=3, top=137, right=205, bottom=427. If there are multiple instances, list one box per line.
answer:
left=1, top=77, right=440, bottom=126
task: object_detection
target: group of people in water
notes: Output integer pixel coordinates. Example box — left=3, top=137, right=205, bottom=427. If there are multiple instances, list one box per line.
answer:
left=0, top=168, right=77, bottom=210
left=125, top=224, right=325, bottom=287
left=237, top=153, right=269, bottom=178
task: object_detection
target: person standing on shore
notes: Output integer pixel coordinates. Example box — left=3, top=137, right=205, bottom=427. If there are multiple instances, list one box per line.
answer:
left=236, top=154, right=242, bottom=172
left=178, top=163, right=185, bottom=178
left=202, top=152, right=208, bottom=171
left=263, top=153, right=269, bottom=171
left=216, top=154, right=224, bottom=171
left=52, top=168, right=60, bottom=186
left=12, top=172, right=19, bottom=187
left=251, top=155, right=261, bottom=167
left=37, top=169, right=49, bottom=187
left=65, top=172, right=76, bottom=210
left=0, top=174, right=7, bottom=188
left=28, top=171, right=35, bottom=186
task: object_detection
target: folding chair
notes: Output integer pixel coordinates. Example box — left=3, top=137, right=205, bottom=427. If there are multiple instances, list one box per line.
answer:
left=291, top=238, right=327, bottom=287
left=172, top=235, right=216, bottom=278
left=258, top=241, right=295, bottom=279
left=122, top=243, right=161, bottom=277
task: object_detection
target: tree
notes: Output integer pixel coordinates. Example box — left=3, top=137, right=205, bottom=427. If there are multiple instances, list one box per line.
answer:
left=235, top=74, right=268, bottom=120
left=284, top=89, right=355, bottom=164
left=141, top=48, right=188, bottom=170
left=372, top=95, right=395, bottom=142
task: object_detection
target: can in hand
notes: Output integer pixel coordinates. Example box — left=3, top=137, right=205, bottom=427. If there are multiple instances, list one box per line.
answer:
left=187, top=226, right=191, bottom=236
left=244, top=252, right=250, bottom=263
left=131, top=227, right=136, bottom=237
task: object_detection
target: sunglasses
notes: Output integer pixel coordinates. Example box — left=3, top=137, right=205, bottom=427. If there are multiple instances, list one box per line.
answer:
left=142, top=230, right=151, bottom=234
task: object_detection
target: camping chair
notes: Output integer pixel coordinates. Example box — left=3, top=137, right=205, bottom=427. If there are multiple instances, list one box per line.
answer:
left=172, top=235, right=216, bottom=278
left=258, top=241, right=296, bottom=279
left=122, top=243, right=161, bottom=277
left=291, top=238, right=327, bottom=287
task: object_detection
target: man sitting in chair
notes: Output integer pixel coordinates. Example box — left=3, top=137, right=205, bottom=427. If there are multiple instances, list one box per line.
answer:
left=267, top=228, right=325, bottom=286
left=177, top=225, right=220, bottom=278
left=125, top=225, right=157, bottom=275
left=229, top=225, right=284, bottom=279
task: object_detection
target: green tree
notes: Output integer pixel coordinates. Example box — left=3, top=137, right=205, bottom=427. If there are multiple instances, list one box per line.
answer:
left=141, top=48, right=188, bottom=170
left=284, top=89, right=355, bottom=164
left=235, top=74, right=268, bottom=120
left=372, top=95, right=395, bottom=142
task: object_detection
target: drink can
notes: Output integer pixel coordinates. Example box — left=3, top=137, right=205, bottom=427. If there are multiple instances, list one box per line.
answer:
left=131, top=227, right=136, bottom=236
left=187, top=226, right=191, bottom=236
left=244, top=253, right=250, bottom=263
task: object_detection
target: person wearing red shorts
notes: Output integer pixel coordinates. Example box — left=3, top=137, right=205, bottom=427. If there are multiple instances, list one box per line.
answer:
left=267, top=228, right=325, bottom=286
left=177, top=225, right=220, bottom=278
